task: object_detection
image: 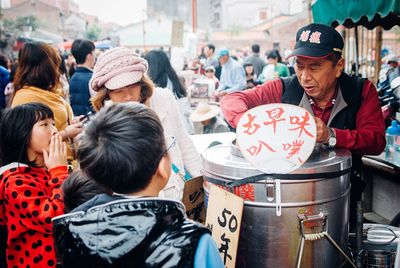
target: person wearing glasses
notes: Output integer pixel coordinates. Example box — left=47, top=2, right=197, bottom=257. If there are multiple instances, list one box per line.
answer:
left=90, top=47, right=201, bottom=200
left=53, top=103, right=224, bottom=268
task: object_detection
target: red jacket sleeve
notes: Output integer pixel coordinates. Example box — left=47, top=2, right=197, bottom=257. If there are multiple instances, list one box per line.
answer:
left=5, top=166, right=68, bottom=235
left=334, top=80, right=386, bottom=155
left=220, top=79, right=283, bottom=128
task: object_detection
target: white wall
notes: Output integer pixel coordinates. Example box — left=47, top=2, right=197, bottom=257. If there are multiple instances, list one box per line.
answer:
left=219, top=0, right=291, bottom=29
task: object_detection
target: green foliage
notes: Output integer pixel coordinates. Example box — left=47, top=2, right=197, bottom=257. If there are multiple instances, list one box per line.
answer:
left=86, top=24, right=101, bottom=41
left=3, top=19, right=15, bottom=30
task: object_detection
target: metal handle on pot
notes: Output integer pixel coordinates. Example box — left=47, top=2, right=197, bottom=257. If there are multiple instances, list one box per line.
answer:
left=275, top=179, right=282, bottom=216
left=298, top=212, right=328, bottom=222
left=265, top=182, right=274, bottom=202
left=264, top=178, right=282, bottom=217
left=295, top=212, right=357, bottom=268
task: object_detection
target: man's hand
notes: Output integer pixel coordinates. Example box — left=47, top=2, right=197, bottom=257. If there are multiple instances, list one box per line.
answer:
left=314, top=117, right=330, bottom=143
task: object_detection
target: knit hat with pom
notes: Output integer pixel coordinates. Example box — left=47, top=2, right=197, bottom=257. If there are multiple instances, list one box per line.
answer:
left=90, top=47, right=148, bottom=92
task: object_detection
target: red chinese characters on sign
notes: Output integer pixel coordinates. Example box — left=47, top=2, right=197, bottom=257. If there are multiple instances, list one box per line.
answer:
left=237, top=103, right=316, bottom=174
left=263, top=107, right=286, bottom=133
left=235, top=184, right=255, bottom=201
left=283, top=139, right=305, bottom=159
left=289, top=112, right=315, bottom=138
left=242, top=113, right=260, bottom=135
left=215, top=184, right=255, bottom=202
left=246, top=140, right=276, bottom=156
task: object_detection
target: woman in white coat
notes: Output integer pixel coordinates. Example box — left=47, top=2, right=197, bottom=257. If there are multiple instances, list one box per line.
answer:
left=145, top=49, right=194, bottom=134
left=90, top=47, right=201, bottom=200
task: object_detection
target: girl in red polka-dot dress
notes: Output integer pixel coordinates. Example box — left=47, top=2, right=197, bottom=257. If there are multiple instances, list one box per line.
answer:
left=0, top=103, right=68, bottom=268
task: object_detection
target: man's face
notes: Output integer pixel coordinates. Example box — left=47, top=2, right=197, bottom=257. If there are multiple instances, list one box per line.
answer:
left=295, top=56, right=344, bottom=102
left=219, top=55, right=229, bottom=65
left=204, top=46, right=213, bottom=57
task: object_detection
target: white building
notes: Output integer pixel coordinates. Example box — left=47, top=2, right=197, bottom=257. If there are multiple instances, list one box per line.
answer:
left=116, top=15, right=198, bottom=49
left=210, top=0, right=304, bottom=30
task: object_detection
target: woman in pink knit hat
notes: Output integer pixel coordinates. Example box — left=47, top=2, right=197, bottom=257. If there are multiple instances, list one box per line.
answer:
left=90, top=47, right=201, bottom=200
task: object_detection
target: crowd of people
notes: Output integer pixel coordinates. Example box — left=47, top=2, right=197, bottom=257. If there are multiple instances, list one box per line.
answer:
left=0, top=21, right=395, bottom=267
left=196, top=43, right=294, bottom=94
left=0, top=40, right=224, bottom=267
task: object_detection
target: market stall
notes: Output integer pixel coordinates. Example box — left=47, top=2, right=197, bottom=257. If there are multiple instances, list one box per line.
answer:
left=312, top=0, right=400, bottom=83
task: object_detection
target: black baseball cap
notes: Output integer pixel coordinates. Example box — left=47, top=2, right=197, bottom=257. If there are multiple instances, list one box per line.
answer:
left=288, top=23, right=344, bottom=59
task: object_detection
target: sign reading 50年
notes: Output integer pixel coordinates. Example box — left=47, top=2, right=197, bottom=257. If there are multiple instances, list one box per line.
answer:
left=206, top=184, right=244, bottom=268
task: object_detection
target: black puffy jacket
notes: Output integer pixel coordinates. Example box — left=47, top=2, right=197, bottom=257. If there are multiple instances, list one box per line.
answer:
left=53, top=195, right=209, bottom=267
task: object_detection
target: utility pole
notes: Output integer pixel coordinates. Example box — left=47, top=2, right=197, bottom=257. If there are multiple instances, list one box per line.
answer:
left=142, top=9, right=146, bottom=51
left=192, top=0, right=197, bottom=33
left=308, top=0, right=313, bottom=24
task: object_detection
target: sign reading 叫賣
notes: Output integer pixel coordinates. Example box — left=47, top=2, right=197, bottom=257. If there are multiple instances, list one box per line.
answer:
left=236, top=104, right=317, bottom=173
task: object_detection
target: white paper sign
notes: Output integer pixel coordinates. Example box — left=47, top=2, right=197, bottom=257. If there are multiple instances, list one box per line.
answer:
left=206, top=184, right=244, bottom=268
left=236, top=104, right=316, bottom=173
left=182, top=176, right=205, bottom=223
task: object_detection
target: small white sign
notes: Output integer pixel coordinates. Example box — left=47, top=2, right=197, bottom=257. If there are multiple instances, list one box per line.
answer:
left=236, top=104, right=316, bottom=173
left=182, top=176, right=205, bottom=223
left=206, top=184, right=244, bottom=268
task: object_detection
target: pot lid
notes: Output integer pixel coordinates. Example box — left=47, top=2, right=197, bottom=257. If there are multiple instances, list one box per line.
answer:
left=202, top=143, right=352, bottom=179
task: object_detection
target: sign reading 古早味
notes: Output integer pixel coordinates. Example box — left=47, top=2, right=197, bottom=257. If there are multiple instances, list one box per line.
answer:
left=236, top=104, right=317, bottom=173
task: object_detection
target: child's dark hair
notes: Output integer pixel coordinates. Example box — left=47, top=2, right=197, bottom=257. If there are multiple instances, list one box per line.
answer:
left=62, top=171, right=107, bottom=213
left=0, top=103, right=54, bottom=166
left=77, top=102, right=167, bottom=194
left=243, top=63, right=254, bottom=75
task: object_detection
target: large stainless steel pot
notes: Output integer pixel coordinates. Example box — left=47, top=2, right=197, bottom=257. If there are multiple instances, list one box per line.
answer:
left=202, top=143, right=352, bottom=268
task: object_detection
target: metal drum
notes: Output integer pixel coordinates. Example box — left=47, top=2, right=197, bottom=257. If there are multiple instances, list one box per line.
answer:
left=362, top=224, right=399, bottom=268
left=202, top=143, right=352, bottom=268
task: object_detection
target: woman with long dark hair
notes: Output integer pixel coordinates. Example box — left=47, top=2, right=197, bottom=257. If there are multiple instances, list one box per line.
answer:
left=145, top=49, right=194, bottom=134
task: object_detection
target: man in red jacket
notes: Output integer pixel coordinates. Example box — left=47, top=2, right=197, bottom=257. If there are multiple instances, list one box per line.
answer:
left=220, top=23, right=386, bottom=229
